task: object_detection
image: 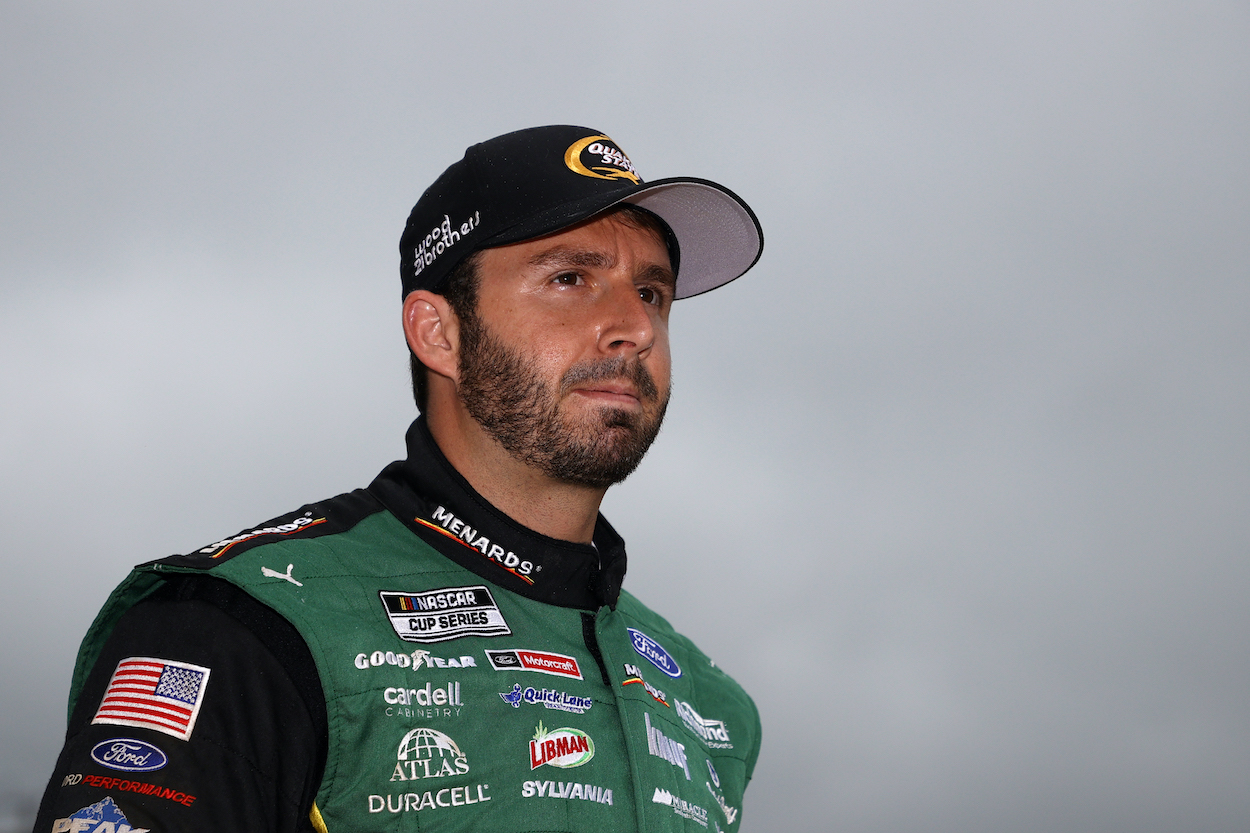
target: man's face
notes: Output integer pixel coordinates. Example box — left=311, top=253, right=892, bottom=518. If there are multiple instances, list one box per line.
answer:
left=456, top=211, right=675, bottom=488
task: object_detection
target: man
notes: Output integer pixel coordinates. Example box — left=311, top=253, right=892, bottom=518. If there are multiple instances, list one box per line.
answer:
left=34, top=125, right=763, bottom=833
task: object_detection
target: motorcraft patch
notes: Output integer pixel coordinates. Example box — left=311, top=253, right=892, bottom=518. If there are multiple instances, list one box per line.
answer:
left=380, top=585, right=511, bottom=643
left=485, top=649, right=583, bottom=680
left=627, top=627, right=682, bottom=678
left=91, top=657, right=210, bottom=742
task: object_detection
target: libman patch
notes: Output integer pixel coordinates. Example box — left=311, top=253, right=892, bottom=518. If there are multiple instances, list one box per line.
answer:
left=529, top=721, right=594, bottom=769
left=379, top=585, right=511, bottom=643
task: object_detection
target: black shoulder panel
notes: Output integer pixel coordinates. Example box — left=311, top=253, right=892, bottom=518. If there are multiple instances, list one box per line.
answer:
left=149, top=488, right=386, bottom=571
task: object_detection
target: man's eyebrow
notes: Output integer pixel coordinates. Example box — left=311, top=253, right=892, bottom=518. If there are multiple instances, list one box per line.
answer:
left=527, top=247, right=676, bottom=287
left=527, top=247, right=615, bottom=270
left=638, top=263, right=677, bottom=289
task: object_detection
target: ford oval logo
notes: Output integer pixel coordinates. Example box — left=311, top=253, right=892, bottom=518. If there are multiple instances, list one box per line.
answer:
left=627, top=627, right=682, bottom=678
left=90, top=738, right=168, bottom=772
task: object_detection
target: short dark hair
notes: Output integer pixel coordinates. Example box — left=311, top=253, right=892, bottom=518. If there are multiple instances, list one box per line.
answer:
left=406, top=205, right=671, bottom=411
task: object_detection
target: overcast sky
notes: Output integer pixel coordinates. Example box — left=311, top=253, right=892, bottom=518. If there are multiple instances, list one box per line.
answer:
left=3, top=2, right=1249, bottom=831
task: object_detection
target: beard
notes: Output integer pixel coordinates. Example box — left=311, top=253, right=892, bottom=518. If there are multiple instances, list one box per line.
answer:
left=456, top=314, right=670, bottom=489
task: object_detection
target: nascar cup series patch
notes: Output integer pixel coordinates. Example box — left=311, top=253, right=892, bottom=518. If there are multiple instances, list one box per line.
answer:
left=379, top=585, right=511, bottom=643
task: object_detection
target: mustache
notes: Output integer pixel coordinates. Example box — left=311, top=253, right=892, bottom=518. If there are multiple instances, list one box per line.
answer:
left=559, top=356, right=661, bottom=402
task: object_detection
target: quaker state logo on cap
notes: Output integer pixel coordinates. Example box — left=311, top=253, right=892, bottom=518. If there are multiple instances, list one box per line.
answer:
left=563, top=135, right=641, bottom=184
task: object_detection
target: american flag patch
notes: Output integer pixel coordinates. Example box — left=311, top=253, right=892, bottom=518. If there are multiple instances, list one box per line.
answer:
left=91, top=657, right=211, bottom=741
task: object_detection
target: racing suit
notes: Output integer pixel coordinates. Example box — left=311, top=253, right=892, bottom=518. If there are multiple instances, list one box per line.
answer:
left=34, top=417, right=761, bottom=832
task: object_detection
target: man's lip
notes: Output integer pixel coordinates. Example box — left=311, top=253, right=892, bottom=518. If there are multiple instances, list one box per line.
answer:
left=571, top=384, right=642, bottom=402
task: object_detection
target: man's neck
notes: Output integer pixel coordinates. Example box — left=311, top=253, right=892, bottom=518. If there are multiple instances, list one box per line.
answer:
left=424, top=406, right=606, bottom=544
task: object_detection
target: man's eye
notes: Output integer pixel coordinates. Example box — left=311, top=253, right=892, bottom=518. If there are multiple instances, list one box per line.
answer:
left=553, top=272, right=583, bottom=286
left=638, top=287, right=661, bottom=306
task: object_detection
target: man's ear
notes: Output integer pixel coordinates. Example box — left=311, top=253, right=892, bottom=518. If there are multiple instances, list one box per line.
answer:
left=403, top=290, right=459, bottom=382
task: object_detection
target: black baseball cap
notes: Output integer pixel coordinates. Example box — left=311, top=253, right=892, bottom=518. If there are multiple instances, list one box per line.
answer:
left=399, top=125, right=763, bottom=300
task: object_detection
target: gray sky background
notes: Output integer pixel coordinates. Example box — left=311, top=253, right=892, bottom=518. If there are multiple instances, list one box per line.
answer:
left=3, top=2, right=1248, bottom=831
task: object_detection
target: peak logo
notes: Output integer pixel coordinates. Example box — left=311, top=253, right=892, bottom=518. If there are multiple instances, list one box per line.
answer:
left=417, top=507, right=535, bottom=584
left=529, top=721, right=594, bottom=769
left=564, top=135, right=640, bottom=184
left=53, top=797, right=149, bottom=833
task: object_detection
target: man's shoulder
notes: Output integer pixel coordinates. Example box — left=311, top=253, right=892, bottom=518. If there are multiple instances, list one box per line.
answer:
left=154, top=487, right=394, bottom=571
left=614, top=589, right=754, bottom=702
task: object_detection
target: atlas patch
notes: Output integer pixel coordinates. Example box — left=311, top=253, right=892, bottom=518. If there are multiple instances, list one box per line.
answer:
left=485, top=649, right=583, bottom=680
left=529, top=721, right=594, bottom=769
left=52, top=797, right=149, bottom=833
left=91, top=657, right=210, bottom=741
left=379, top=585, right=510, bottom=643
left=90, top=738, right=167, bottom=773
left=627, top=628, right=682, bottom=678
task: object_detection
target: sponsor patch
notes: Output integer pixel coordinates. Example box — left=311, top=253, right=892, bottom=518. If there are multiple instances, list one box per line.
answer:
left=89, top=739, right=167, bottom=773
left=384, top=682, right=464, bottom=719
left=529, top=721, right=594, bottom=769
left=652, top=787, right=709, bottom=828
left=674, top=699, right=733, bottom=749
left=564, top=134, right=641, bottom=184
left=522, top=780, right=613, bottom=805
left=706, top=779, right=739, bottom=825
left=410, top=211, right=483, bottom=283
left=354, top=648, right=476, bottom=670
left=198, top=513, right=326, bottom=558
left=485, top=649, right=582, bottom=680
left=368, top=785, right=491, bottom=814
left=380, top=586, right=510, bottom=643
left=389, top=727, right=471, bottom=782
left=500, top=683, right=593, bottom=714
left=627, top=628, right=682, bottom=678
left=52, top=796, right=149, bottom=833
left=645, top=712, right=690, bottom=780
left=74, top=775, right=196, bottom=807
left=92, top=657, right=210, bottom=741
left=622, top=662, right=670, bottom=707
left=373, top=727, right=492, bottom=813
left=417, top=506, right=536, bottom=584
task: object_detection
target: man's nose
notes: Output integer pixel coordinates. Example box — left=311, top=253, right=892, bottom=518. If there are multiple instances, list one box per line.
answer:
left=597, top=283, right=655, bottom=356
